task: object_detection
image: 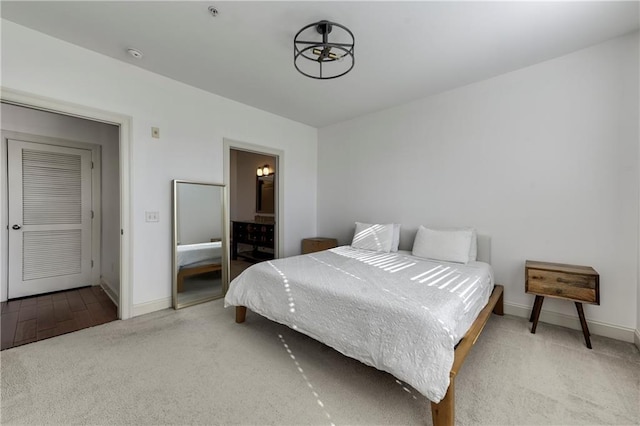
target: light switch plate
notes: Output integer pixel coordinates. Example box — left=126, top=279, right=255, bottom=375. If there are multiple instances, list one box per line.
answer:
left=145, top=211, right=159, bottom=222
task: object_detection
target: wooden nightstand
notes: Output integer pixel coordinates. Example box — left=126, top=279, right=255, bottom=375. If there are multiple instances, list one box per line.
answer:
left=302, top=237, right=338, bottom=254
left=525, top=260, right=599, bottom=349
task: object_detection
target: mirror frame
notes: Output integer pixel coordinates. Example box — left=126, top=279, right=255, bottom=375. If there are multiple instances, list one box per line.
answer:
left=172, top=180, right=229, bottom=310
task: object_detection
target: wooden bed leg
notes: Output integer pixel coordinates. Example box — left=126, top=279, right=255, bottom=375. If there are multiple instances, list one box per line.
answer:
left=431, top=378, right=455, bottom=426
left=235, top=306, right=247, bottom=323
left=493, top=286, right=504, bottom=316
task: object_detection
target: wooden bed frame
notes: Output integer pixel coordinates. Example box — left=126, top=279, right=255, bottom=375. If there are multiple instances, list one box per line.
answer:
left=177, top=263, right=222, bottom=293
left=234, top=284, right=504, bottom=426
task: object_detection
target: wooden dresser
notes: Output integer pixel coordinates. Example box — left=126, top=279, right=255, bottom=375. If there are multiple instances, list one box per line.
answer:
left=302, top=237, right=338, bottom=254
left=525, top=260, right=599, bottom=348
left=232, top=221, right=275, bottom=262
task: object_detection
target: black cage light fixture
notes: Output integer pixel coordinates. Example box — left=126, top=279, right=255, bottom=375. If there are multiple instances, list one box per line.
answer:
left=294, top=20, right=355, bottom=80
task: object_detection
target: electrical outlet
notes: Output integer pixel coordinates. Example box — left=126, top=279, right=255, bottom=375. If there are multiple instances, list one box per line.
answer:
left=145, top=211, right=159, bottom=222
left=151, top=127, right=160, bottom=139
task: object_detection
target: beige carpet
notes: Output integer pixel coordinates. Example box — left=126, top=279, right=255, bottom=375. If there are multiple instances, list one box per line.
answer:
left=1, top=299, right=638, bottom=425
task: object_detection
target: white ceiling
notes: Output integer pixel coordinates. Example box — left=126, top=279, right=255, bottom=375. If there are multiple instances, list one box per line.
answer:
left=2, top=1, right=638, bottom=127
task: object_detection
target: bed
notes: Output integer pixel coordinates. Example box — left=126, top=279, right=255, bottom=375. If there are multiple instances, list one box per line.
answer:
left=176, top=241, right=223, bottom=292
left=225, top=236, right=503, bottom=426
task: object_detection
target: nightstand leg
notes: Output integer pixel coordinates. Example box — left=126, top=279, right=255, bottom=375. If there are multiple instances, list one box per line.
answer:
left=574, top=302, right=592, bottom=349
left=529, top=295, right=542, bottom=322
left=530, top=296, right=544, bottom=334
left=529, top=297, right=537, bottom=322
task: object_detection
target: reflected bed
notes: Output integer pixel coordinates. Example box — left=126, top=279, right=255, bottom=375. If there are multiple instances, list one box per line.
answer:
left=176, top=241, right=222, bottom=292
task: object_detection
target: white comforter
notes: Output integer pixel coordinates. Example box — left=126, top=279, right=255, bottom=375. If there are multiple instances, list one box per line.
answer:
left=224, top=246, right=494, bottom=402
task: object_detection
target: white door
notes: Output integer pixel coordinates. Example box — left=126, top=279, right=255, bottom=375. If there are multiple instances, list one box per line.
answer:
left=7, top=139, right=93, bottom=298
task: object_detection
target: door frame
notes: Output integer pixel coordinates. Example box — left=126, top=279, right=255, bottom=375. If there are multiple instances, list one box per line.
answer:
left=1, top=87, right=133, bottom=320
left=3, top=132, right=102, bottom=295
left=223, top=139, right=284, bottom=259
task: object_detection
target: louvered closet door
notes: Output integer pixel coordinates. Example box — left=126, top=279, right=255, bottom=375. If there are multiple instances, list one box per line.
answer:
left=8, top=140, right=92, bottom=299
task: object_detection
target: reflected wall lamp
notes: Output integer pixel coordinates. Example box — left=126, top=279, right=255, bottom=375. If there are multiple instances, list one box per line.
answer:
left=256, top=165, right=272, bottom=177
left=294, top=20, right=355, bottom=80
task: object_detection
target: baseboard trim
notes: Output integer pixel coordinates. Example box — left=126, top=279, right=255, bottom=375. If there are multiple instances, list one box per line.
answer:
left=504, top=302, right=635, bottom=343
left=99, top=279, right=119, bottom=307
left=133, top=297, right=171, bottom=317
left=634, top=329, right=640, bottom=351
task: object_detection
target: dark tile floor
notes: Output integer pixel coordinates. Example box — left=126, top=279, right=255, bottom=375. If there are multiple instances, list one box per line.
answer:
left=1, top=286, right=117, bottom=350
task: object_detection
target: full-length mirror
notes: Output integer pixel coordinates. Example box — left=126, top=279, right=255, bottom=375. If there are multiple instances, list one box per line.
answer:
left=172, top=180, right=228, bottom=309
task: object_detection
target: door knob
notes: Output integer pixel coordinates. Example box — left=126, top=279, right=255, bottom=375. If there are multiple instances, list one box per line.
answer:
left=12, top=224, right=21, bottom=230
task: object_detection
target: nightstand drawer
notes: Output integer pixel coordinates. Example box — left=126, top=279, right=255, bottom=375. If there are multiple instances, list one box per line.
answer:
left=525, top=261, right=599, bottom=304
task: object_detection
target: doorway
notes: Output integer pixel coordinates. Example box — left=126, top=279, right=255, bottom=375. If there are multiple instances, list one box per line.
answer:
left=225, top=141, right=283, bottom=281
left=0, top=90, right=132, bottom=320
left=1, top=104, right=119, bottom=348
left=0, top=94, right=131, bottom=348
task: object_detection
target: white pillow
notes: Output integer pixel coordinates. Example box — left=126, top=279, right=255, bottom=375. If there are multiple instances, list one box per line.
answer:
left=351, top=222, right=394, bottom=253
left=391, top=223, right=401, bottom=252
left=443, top=227, right=477, bottom=261
left=411, top=226, right=474, bottom=264
left=469, top=228, right=478, bottom=262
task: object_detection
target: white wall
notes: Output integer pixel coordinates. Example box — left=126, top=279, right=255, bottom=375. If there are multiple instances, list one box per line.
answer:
left=1, top=20, right=318, bottom=309
left=0, top=103, right=121, bottom=299
left=318, top=33, right=639, bottom=331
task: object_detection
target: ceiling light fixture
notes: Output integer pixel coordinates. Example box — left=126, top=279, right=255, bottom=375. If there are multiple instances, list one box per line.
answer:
left=127, top=48, right=143, bottom=59
left=208, top=6, right=219, bottom=17
left=294, top=20, right=354, bottom=80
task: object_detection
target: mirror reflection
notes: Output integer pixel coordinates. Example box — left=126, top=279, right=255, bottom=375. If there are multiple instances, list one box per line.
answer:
left=172, top=180, right=228, bottom=309
left=256, top=174, right=274, bottom=214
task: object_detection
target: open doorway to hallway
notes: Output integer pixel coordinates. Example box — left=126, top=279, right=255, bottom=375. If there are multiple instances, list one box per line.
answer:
left=1, top=103, right=120, bottom=349
left=229, top=148, right=279, bottom=281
